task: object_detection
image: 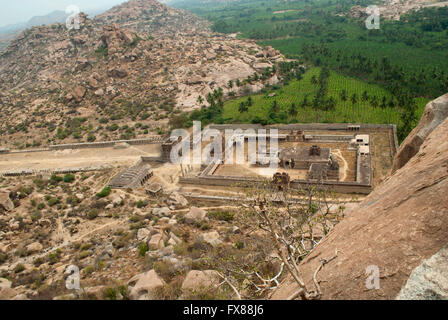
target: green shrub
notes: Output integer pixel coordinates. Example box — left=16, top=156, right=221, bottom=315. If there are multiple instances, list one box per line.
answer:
left=47, top=197, right=60, bottom=206
left=235, top=241, right=245, bottom=249
left=87, top=133, right=96, bottom=142
left=66, top=196, right=80, bottom=206
left=33, top=257, right=43, bottom=267
left=138, top=242, right=148, bottom=257
left=50, top=175, right=63, bottom=184
left=63, top=173, right=75, bottom=183
left=87, top=209, right=99, bottom=220
left=14, top=264, right=25, bottom=273
left=48, top=249, right=62, bottom=264
left=31, top=210, right=42, bottom=222
left=103, top=285, right=128, bottom=300
left=208, top=210, right=235, bottom=222
left=82, top=265, right=95, bottom=275
left=78, top=251, right=90, bottom=260
left=136, top=200, right=148, bottom=208
left=0, top=253, right=7, bottom=264
left=96, top=186, right=111, bottom=198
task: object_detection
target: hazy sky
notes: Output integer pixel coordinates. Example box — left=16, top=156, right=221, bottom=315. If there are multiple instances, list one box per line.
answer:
left=0, top=0, right=128, bottom=27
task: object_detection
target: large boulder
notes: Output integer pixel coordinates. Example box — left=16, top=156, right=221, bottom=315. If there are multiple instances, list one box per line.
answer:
left=153, top=207, right=171, bottom=217
left=396, top=244, right=448, bottom=300
left=392, top=93, right=448, bottom=173
left=0, top=278, right=11, bottom=289
left=181, top=270, right=220, bottom=292
left=107, top=67, right=128, bottom=79
left=26, top=242, right=43, bottom=254
left=169, top=192, right=189, bottom=207
left=137, top=228, right=151, bottom=242
left=71, top=85, right=86, bottom=103
left=252, top=62, right=271, bottom=73
left=0, top=279, right=16, bottom=300
left=272, top=113, right=448, bottom=300
left=0, top=192, right=13, bottom=212
left=128, top=270, right=165, bottom=300
left=199, top=231, right=222, bottom=248
left=148, top=233, right=165, bottom=251
left=185, top=207, right=207, bottom=224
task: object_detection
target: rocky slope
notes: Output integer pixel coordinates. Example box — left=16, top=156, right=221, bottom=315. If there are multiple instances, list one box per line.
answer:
left=0, top=0, right=282, bottom=149
left=350, top=0, right=448, bottom=20
left=95, top=0, right=209, bottom=36
left=392, top=93, right=448, bottom=173
left=271, top=93, right=448, bottom=300
left=0, top=170, right=279, bottom=300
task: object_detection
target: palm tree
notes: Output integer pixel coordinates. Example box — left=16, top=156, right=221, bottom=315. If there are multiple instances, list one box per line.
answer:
left=362, top=90, right=369, bottom=102
left=370, top=96, right=378, bottom=109
left=238, top=101, right=248, bottom=113
left=206, top=93, right=214, bottom=107
left=236, top=79, right=241, bottom=87
left=196, top=95, right=204, bottom=106
left=271, top=100, right=279, bottom=114
left=289, top=103, right=298, bottom=117
left=301, top=96, right=309, bottom=108
left=340, top=89, right=347, bottom=117
left=388, top=97, right=395, bottom=109
left=326, top=97, right=336, bottom=111
left=380, top=96, right=387, bottom=109
left=351, top=93, right=358, bottom=107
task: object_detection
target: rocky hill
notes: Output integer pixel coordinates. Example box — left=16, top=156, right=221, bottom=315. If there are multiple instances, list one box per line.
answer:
left=0, top=0, right=282, bottom=149
left=271, top=93, right=448, bottom=300
left=95, top=0, right=209, bottom=36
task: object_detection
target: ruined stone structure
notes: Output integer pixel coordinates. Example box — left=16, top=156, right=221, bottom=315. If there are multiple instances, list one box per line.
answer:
left=307, top=155, right=340, bottom=181
left=146, top=183, right=163, bottom=196
left=272, top=172, right=291, bottom=190
left=176, top=124, right=389, bottom=194
left=108, top=165, right=153, bottom=189
left=278, top=146, right=331, bottom=170
left=49, top=136, right=163, bottom=151
left=286, top=130, right=304, bottom=142
left=0, top=166, right=112, bottom=177
left=162, top=136, right=182, bottom=162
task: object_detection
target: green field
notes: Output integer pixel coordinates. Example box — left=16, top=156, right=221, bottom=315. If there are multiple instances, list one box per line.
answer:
left=174, top=0, right=448, bottom=99
left=172, top=0, right=444, bottom=141
left=221, top=67, right=428, bottom=125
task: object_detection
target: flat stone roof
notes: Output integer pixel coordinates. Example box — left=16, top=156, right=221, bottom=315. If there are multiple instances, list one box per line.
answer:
left=279, top=147, right=330, bottom=162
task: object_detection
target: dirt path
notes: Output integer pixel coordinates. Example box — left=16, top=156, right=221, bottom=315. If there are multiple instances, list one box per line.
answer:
left=0, top=145, right=161, bottom=172
left=332, top=149, right=348, bottom=181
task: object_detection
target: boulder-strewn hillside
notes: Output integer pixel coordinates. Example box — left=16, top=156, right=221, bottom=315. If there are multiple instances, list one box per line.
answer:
left=95, top=0, right=209, bottom=35
left=271, top=93, right=448, bottom=300
left=0, top=0, right=282, bottom=149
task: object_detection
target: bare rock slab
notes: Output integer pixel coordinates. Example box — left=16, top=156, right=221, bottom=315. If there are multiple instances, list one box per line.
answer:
left=128, top=270, right=165, bottom=300
left=181, top=270, right=220, bottom=292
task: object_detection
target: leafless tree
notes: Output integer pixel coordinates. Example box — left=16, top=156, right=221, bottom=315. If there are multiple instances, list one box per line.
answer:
left=241, top=179, right=345, bottom=300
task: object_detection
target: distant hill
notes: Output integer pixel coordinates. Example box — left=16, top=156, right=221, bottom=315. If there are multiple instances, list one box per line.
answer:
left=0, top=8, right=109, bottom=51
left=0, top=11, right=67, bottom=35
left=0, top=0, right=278, bottom=148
